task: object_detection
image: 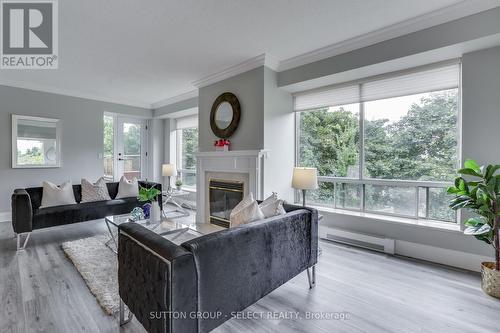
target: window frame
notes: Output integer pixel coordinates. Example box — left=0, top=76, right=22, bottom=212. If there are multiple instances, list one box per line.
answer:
left=294, top=61, right=462, bottom=224
left=176, top=126, right=198, bottom=190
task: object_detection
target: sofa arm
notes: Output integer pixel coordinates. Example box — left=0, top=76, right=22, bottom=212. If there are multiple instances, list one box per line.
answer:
left=138, top=181, right=163, bottom=209
left=118, top=222, right=197, bottom=333
left=11, top=189, right=33, bottom=234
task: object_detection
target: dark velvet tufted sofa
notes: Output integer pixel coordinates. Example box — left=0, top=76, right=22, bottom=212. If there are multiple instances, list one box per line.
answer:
left=117, top=203, right=318, bottom=333
left=11, top=181, right=162, bottom=250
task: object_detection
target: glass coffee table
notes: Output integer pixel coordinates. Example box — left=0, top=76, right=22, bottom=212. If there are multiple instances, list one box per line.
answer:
left=104, top=214, right=221, bottom=253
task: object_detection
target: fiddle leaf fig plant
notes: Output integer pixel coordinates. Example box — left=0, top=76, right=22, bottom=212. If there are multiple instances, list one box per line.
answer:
left=447, top=159, right=500, bottom=271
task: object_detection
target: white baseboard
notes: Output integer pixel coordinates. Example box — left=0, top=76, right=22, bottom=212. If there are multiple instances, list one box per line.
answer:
left=0, top=211, right=11, bottom=222
left=395, top=240, right=493, bottom=272
left=320, top=225, right=493, bottom=272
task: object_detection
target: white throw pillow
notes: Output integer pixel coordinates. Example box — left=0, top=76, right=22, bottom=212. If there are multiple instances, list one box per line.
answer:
left=115, top=176, right=139, bottom=199
left=230, top=193, right=264, bottom=227
left=259, top=192, right=286, bottom=218
left=40, top=181, right=77, bottom=208
left=81, top=177, right=111, bottom=203
left=260, top=192, right=278, bottom=207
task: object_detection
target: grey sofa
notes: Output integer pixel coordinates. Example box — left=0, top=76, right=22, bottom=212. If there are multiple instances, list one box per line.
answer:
left=117, top=203, right=318, bottom=333
left=11, top=181, right=162, bottom=250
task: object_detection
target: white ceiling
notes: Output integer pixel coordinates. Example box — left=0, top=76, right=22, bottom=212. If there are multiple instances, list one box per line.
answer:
left=0, top=0, right=498, bottom=108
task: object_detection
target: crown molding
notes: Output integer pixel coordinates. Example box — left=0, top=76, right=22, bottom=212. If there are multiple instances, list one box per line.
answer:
left=151, top=90, right=198, bottom=109
left=277, top=0, right=500, bottom=71
left=0, top=80, right=151, bottom=109
left=192, top=53, right=279, bottom=88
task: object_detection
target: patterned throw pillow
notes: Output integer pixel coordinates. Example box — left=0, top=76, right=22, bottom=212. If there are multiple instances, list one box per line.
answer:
left=259, top=192, right=286, bottom=218
left=81, top=177, right=111, bottom=203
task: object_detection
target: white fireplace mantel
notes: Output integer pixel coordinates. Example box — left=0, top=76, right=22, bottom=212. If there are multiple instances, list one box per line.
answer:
left=195, top=149, right=269, bottom=223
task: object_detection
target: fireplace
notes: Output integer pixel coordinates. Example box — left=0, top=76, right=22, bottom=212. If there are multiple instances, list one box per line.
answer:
left=195, top=150, right=267, bottom=224
left=209, top=179, right=244, bottom=228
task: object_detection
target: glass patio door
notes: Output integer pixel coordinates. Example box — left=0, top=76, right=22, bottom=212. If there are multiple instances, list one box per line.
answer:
left=115, top=117, right=146, bottom=181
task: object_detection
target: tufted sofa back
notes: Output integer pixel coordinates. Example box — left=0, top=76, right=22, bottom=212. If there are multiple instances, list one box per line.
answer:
left=118, top=222, right=198, bottom=333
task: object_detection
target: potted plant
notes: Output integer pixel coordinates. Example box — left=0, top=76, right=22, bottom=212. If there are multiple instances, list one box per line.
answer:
left=448, top=159, right=500, bottom=298
left=175, top=179, right=183, bottom=191
left=138, top=185, right=162, bottom=221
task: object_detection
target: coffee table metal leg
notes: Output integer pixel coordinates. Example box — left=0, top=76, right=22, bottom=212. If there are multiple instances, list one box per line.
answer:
left=105, top=219, right=118, bottom=254
left=162, top=197, right=190, bottom=219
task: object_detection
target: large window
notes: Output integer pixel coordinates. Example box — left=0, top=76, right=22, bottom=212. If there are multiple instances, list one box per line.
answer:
left=176, top=116, right=198, bottom=189
left=296, top=63, right=460, bottom=223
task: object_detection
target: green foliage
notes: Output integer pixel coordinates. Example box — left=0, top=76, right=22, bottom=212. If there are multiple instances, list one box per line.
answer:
left=299, top=107, right=359, bottom=178
left=103, top=116, right=114, bottom=156
left=175, top=179, right=183, bottom=187
left=124, top=124, right=141, bottom=155
left=448, top=159, right=500, bottom=269
left=299, top=90, right=458, bottom=221
left=181, top=127, right=198, bottom=170
left=18, top=146, right=44, bottom=165
left=364, top=91, right=458, bottom=181
left=138, top=186, right=161, bottom=203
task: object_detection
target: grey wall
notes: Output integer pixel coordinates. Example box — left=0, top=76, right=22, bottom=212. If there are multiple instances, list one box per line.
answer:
left=462, top=46, right=500, bottom=167
left=0, top=85, right=151, bottom=212
left=154, top=97, right=198, bottom=118
left=147, top=118, right=165, bottom=183
left=263, top=67, right=294, bottom=202
left=198, top=67, right=264, bottom=152
left=278, top=7, right=500, bottom=87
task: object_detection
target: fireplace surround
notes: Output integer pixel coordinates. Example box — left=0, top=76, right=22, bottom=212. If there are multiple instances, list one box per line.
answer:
left=195, top=150, right=268, bottom=224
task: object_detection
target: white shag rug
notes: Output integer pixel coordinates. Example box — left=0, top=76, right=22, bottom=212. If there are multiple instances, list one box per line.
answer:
left=62, top=235, right=120, bottom=315
left=61, top=230, right=199, bottom=316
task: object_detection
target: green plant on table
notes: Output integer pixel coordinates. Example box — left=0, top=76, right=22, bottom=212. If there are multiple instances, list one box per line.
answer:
left=175, top=179, right=183, bottom=187
left=138, top=185, right=162, bottom=203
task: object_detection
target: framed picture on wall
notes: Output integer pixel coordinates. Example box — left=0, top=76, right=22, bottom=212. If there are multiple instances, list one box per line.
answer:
left=12, top=114, right=62, bottom=168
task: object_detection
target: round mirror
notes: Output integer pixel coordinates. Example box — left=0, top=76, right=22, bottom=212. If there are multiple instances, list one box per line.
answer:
left=215, top=102, right=233, bottom=129
left=210, top=92, right=241, bottom=139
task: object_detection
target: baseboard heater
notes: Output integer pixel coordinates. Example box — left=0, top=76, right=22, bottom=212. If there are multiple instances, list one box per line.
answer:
left=320, top=226, right=395, bottom=254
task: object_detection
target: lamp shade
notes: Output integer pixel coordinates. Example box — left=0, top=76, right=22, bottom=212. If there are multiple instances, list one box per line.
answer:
left=162, top=164, right=177, bottom=177
left=292, top=167, right=318, bottom=190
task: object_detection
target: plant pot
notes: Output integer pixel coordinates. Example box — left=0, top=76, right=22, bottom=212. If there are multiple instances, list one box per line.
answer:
left=176, top=185, right=181, bottom=191
left=481, top=262, right=500, bottom=298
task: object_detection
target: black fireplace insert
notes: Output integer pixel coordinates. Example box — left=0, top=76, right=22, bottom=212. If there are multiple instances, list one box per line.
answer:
left=209, top=179, right=244, bottom=228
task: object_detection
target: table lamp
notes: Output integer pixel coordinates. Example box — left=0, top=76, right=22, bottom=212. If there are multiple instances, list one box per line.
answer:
left=162, top=164, right=177, bottom=192
left=292, top=167, right=318, bottom=207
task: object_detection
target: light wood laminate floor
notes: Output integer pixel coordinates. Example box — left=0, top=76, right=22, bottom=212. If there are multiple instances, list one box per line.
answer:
left=1, top=212, right=499, bottom=333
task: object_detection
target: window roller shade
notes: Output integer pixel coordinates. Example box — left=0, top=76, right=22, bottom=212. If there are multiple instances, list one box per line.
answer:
left=361, top=64, right=459, bottom=102
left=176, top=115, right=198, bottom=130
left=294, top=84, right=359, bottom=111
left=293, top=63, right=459, bottom=111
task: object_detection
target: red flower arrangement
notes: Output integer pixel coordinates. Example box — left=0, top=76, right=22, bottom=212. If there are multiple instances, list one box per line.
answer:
left=214, top=139, right=230, bottom=151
